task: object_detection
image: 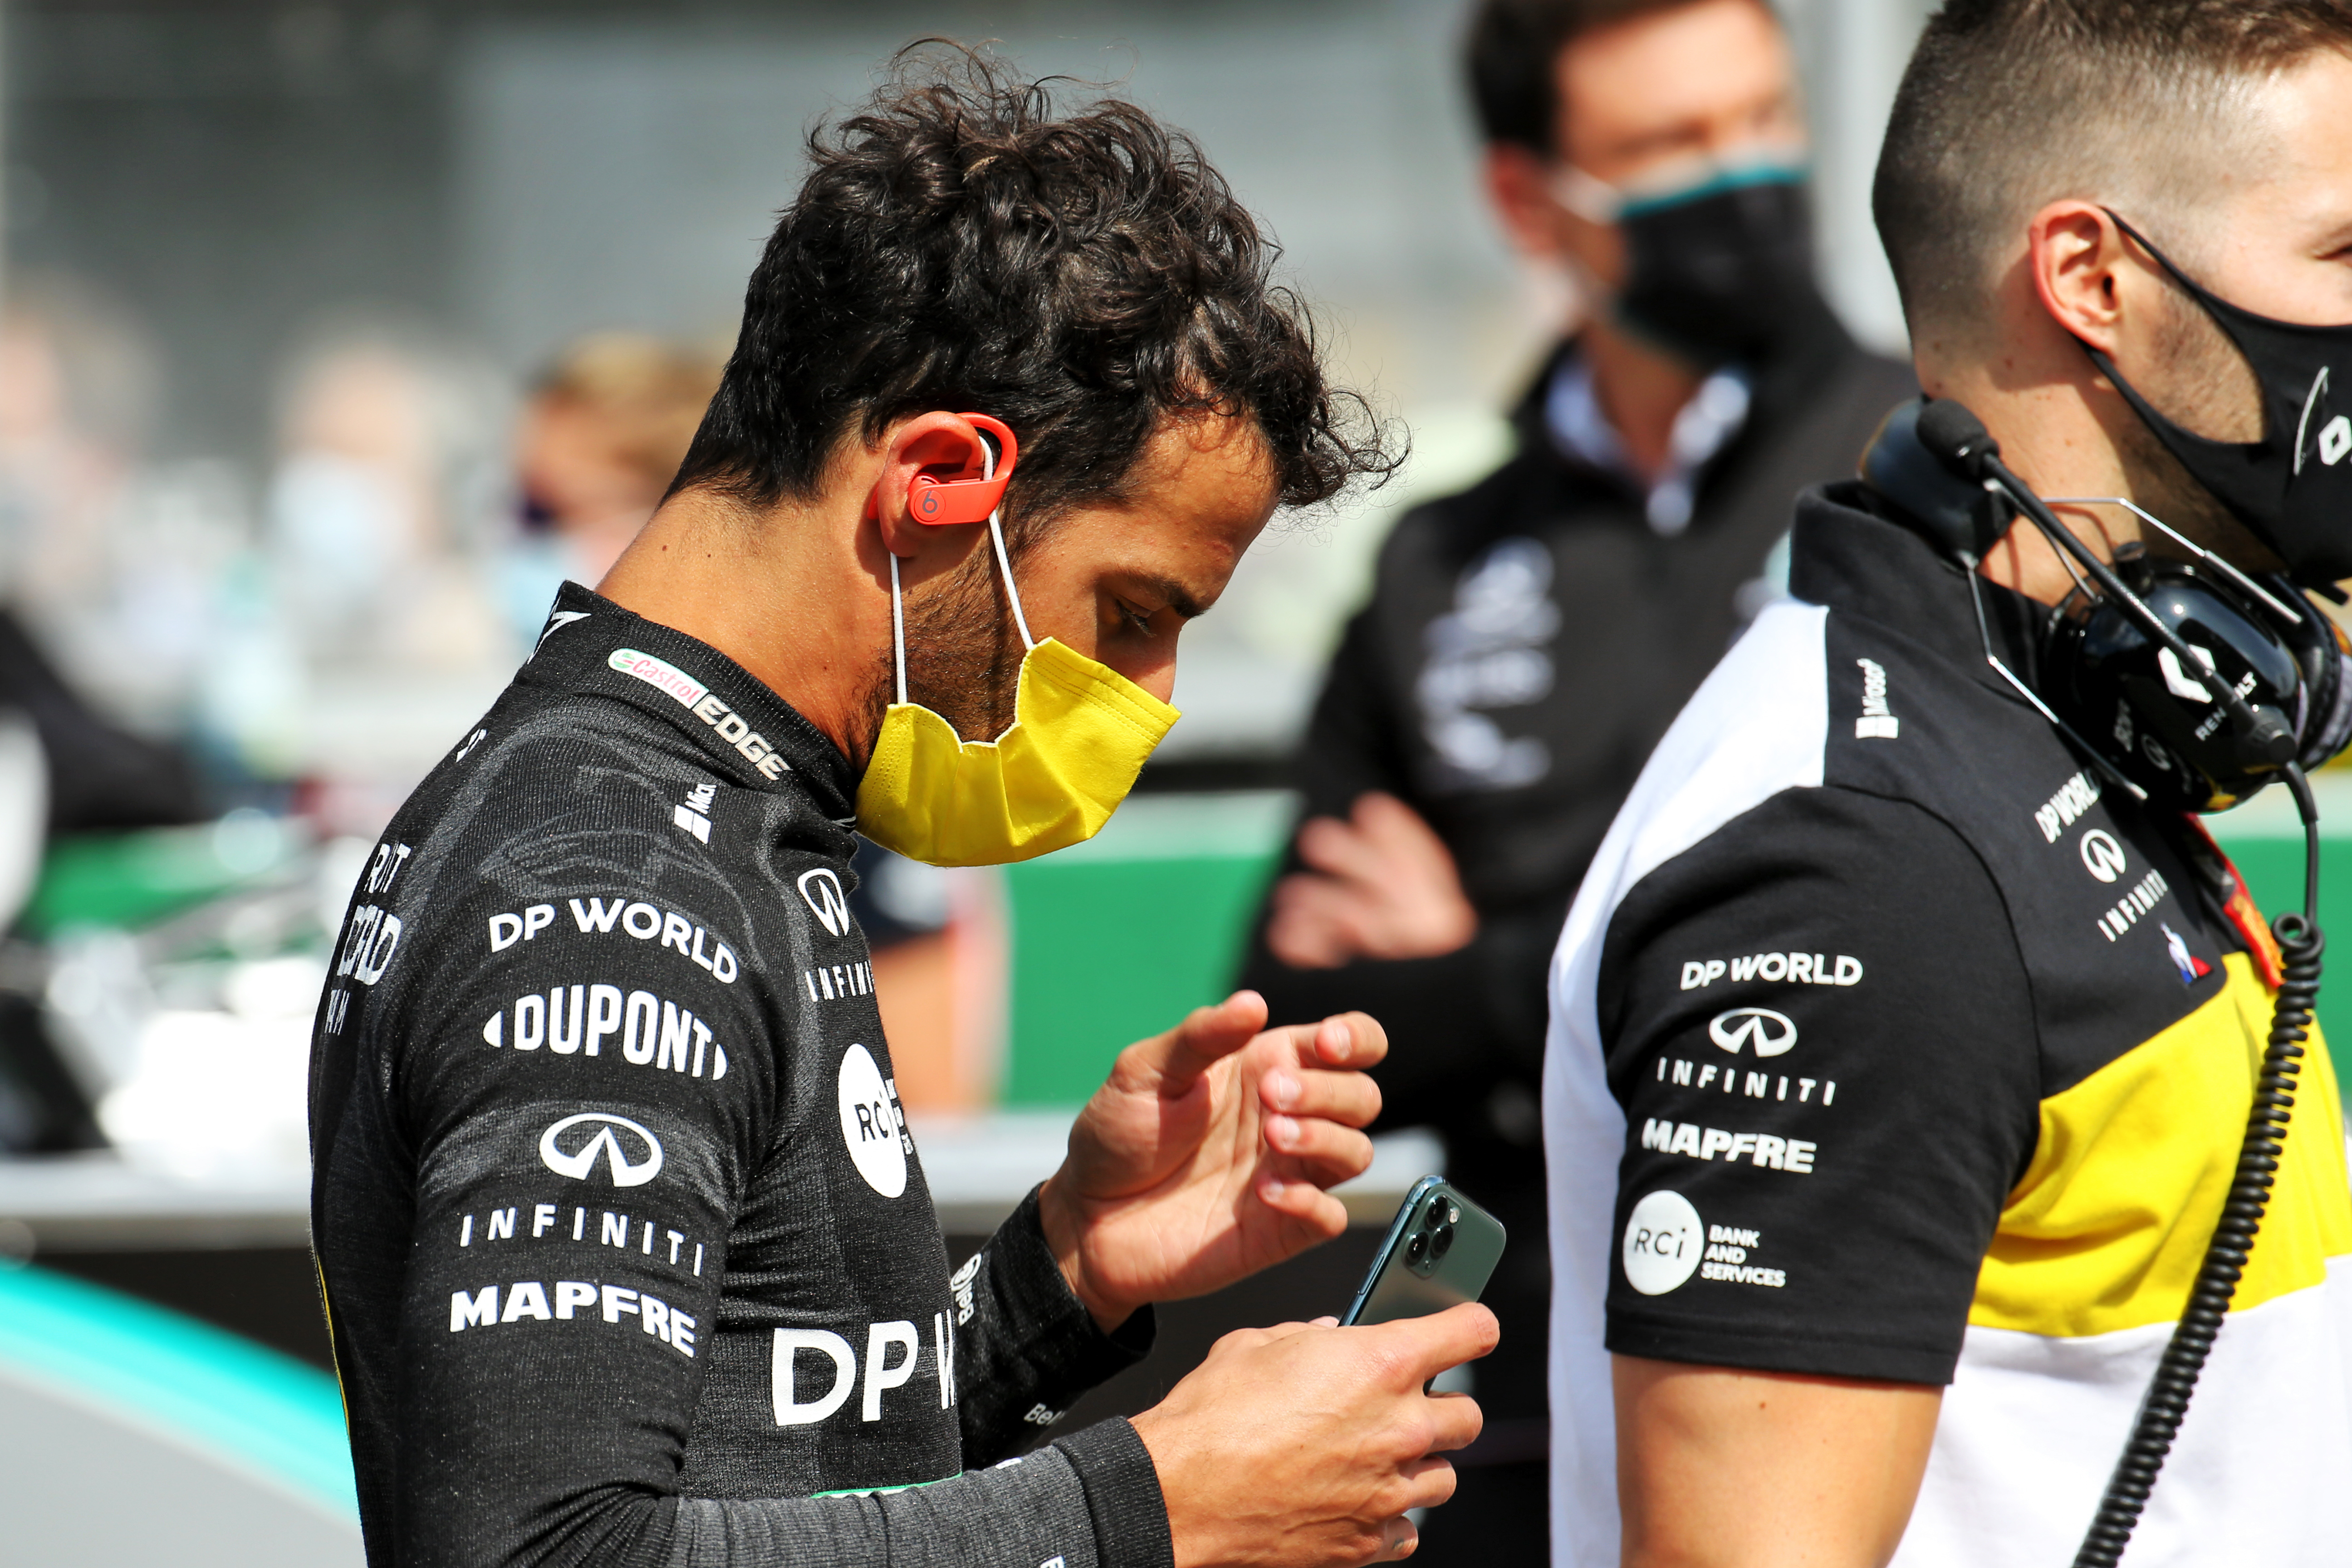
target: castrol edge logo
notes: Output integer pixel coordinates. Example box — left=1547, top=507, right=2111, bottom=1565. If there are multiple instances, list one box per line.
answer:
left=609, top=648, right=789, bottom=780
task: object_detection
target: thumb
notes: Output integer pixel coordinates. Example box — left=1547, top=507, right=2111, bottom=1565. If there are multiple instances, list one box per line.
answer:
left=1371, top=1302, right=1500, bottom=1388
left=1128, top=990, right=1268, bottom=1096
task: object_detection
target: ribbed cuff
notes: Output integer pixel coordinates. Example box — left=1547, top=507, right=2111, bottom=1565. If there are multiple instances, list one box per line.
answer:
left=1055, top=1417, right=1175, bottom=1568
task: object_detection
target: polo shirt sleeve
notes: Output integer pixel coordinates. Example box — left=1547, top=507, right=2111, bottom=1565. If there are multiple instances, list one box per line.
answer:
left=1593, top=785, right=2043, bottom=1384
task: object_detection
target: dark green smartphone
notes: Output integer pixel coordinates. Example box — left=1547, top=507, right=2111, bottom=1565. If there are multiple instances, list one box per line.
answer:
left=1340, top=1175, right=1507, bottom=1326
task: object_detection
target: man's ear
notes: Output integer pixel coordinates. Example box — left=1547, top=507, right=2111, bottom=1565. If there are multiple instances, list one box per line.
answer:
left=1484, top=144, right=1568, bottom=261
left=2028, top=201, right=2148, bottom=357
left=868, top=412, right=994, bottom=559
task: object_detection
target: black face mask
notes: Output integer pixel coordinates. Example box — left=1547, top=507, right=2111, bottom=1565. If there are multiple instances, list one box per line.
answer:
left=1612, top=171, right=1821, bottom=367
left=2089, top=213, right=2352, bottom=587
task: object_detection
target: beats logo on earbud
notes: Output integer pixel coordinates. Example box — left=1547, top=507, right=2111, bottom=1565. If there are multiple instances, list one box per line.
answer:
left=877, top=412, right=1020, bottom=526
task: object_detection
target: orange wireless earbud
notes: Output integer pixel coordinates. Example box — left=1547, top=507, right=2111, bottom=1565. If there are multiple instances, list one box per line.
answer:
left=867, top=413, right=1020, bottom=525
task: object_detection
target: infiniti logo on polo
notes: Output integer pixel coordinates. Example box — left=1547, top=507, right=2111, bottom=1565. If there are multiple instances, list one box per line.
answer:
left=798, top=868, right=851, bottom=937
left=2081, top=829, right=2128, bottom=885
left=1709, top=1007, right=1797, bottom=1058
left=539, top=1112, right=665, bottom=1187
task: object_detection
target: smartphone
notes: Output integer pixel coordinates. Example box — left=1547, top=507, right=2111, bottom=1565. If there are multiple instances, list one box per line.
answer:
left=1340, top=1175, right=1506, bottom=1327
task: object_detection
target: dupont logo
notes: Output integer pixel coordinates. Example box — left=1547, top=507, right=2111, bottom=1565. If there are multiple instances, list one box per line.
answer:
left=539, top=1112, right=665, bottom=1188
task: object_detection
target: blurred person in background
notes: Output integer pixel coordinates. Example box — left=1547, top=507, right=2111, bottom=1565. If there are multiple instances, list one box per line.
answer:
left=0, top=277, right=208, bottom=832
left=200, top=325, right=512, bottom=793
left=263, top=326, right=510, bottom=678
left=497, top=331, right=724, bottom=641
left=1235, top=1, right=1911, bottom=1556
left=312, top=53, right=1495, bottom=1568
left=0, top=278, right=206, bottom=1155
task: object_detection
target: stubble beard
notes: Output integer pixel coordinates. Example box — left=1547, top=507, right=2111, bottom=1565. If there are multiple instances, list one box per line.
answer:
left=2114, top=282, right=2284, bottom=573
left=852, top=546, right=1027, bottom=763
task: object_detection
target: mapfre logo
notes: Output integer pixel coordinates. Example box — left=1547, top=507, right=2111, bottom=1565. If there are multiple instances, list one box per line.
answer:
left=2081, top=829, right=2128, bottom=884
left=798, top=869, right=851, bottom=938
left=1708, top=1007, right=1796, bottom=1058
left=538, top=1112, right=664, bottom=1188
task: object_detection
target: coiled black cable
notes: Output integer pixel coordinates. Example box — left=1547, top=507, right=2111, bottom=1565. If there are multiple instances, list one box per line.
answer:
left=2072, top=764, right=2324, bottom=1568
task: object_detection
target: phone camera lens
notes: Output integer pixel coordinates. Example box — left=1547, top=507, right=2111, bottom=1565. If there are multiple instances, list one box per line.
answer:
left=1430, top=1224, right=1455, bottom=1262
left=1406, top=1231, right=1428, bottom=1265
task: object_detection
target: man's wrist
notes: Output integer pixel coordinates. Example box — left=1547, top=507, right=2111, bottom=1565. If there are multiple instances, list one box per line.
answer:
left=1036, top=1171, right=1136, bottom=1333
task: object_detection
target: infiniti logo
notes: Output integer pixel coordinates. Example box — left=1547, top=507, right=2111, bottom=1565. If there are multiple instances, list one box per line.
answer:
left=1708, top=1007, right=1797, bottom=1058
left=539, top=1112, right=665, bottom=1187
left=2081, top=829, right=2128, bottom=885
left=798, top=868, right=851, bottom=938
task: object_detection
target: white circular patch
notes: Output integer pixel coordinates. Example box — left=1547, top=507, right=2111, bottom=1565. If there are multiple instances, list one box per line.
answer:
left=836, top=1043, right=907, bottom=1197
left=1622, top=1190, right=1705, bottom=1296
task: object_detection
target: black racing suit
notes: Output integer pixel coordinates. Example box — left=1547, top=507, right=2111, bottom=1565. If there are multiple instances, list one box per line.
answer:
left=309, top=582, right=1169, bottom=1567
left=1235, top=318, right=1912, bottom=1556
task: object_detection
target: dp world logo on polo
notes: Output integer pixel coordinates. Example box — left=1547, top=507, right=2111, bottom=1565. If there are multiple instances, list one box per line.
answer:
left=1708, top=1006, right=1797, bottom=1057
left=539, top=1111, right=665, bottom=1187
left=1623, top=1191, right=1705, bottom=1295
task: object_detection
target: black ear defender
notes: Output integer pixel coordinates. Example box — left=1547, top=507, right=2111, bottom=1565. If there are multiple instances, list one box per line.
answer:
left=1859, top=397, right=2017, bottom=562
left=1865, top=396, right=2352, bottom=812
left=1867, top=397, right=2327, bottom=1568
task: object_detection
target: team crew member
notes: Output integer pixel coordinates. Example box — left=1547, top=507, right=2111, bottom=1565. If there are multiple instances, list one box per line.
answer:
left=1236, top=1, right=1907, bottom=1551
left=310, top=57, right=1495, bottom=1568
left=1543, top=3, right=2352, bottom=1563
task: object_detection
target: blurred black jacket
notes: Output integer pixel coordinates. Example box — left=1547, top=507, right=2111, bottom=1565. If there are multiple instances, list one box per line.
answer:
left=0, top=607, right=204, bottom=834
left=1235, top=314, right=1912, bottom=1427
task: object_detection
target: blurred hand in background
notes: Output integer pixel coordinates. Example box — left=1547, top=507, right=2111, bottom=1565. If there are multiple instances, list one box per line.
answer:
left=1266, top=793, right=1478, bottom=970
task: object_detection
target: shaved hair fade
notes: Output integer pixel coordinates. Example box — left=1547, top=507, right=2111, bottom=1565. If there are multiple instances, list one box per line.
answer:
left=1874, top=0, right=2352, bottom=343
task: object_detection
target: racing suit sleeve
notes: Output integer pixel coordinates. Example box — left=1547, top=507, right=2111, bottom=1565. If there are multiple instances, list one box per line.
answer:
left=1594, top=786, right=2043, bottom=1382
left=951, top=1187, right=1158, bottom=1464
left=375, top=895, right=1170, bottom=1568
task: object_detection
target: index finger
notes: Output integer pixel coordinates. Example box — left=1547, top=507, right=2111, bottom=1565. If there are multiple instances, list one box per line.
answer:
left=1317, top=1011, right=1385, bottom=1068
left=1260, top=1011, right=1383, bottom=1070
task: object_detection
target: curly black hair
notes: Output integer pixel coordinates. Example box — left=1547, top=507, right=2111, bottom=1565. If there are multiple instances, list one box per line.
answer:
left=669, top=45, right=1398, bottom=534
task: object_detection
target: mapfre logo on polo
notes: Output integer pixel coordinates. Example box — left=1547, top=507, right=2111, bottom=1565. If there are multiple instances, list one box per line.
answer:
left=538, top=1112, right=664, bottom=1188
left=1708, top=1007, right=1796, bottom=1058
left=798, top=869, right=851, bottom=938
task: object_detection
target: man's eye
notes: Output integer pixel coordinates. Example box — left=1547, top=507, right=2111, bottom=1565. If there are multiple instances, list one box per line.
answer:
left=1117, top=601, right=1155, bottom=635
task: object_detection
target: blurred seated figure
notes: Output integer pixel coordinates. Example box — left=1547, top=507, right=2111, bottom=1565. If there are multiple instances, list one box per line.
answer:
left=264, top=326, right=511, bottom=678
left=0, top=610, right=203, bottom=833
left=202, top=324, right=513, bottom=794
left=498, top=332, right=723, bottom=637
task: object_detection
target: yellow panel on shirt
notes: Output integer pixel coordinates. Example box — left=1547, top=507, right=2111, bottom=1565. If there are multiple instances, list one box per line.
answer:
left=1972, top=953, right=2352, bottom=1338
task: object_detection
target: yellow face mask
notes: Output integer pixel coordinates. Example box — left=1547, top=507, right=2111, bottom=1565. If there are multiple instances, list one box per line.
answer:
left=853, top=468, right=1179, bottom=867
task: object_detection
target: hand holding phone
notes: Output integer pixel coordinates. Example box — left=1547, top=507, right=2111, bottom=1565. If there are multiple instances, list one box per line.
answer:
left=1341, top=1176, right=1506, bottom=1327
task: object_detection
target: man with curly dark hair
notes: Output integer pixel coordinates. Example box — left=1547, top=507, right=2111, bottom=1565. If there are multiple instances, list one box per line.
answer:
left=309, top=50, right=1493, bottom=1568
